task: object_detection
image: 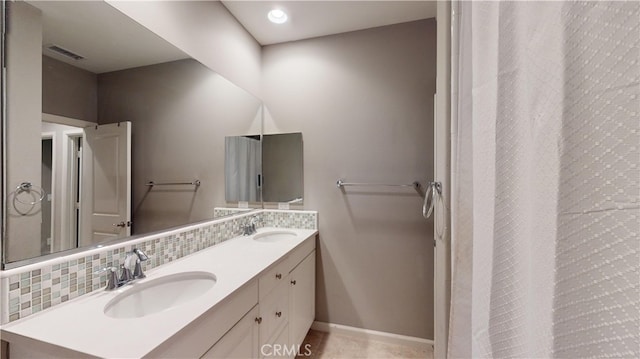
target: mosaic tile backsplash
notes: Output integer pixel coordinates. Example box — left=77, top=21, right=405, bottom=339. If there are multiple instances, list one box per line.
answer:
left=263, top=210, right=317, bottom=230
left=213, top=208, right=255, bottom=218
left=1, top=210, right=317, bottom=324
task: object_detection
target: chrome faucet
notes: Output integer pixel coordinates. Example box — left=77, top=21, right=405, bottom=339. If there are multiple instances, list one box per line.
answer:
left=95, top=248, right=150, bottom=291
left=241, top=219, right=257, bottom=236
left=132, top=248, right=149, bottom=279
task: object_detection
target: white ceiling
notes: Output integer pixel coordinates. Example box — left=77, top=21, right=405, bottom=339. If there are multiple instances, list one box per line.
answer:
left=28, top=1, right=188, bottom=74
left=221, top=1, right=437, bottom=46
left=26, top=1, right=436, bottom=73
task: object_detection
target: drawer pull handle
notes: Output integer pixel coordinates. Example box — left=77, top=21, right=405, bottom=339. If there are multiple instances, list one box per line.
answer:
left=275, top=273, right=282, bottom=279
left=275, top=311, right=282, bottom=318
left=291, top=280, right=297, bottom=285
left=255, top=317, right=262, bottom=324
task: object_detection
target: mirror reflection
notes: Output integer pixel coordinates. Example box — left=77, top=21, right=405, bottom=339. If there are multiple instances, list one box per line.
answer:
left=224, top=135, right=261, bottom=203
left=262, top=133, right=304, bottom=204
left=4, top=1, right=262, bottom=265
left=224, top=132, right=304, bottom=204
left=40, top=116, right=132, bottom=255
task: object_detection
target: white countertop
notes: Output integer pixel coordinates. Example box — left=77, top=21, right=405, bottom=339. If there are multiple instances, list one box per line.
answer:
left=0, top=227, right=317, bottom=358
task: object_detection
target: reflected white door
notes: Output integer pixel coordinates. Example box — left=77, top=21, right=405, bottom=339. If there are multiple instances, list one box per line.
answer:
left=80, top=122, right=131, bottom=245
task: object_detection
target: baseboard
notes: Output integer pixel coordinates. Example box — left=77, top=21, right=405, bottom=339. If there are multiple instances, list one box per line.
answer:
left=310, top=321, right=434, bottom=350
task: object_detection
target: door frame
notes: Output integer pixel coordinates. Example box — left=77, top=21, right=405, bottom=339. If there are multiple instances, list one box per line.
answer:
left=60, top=130, right=83, bottom=252
left=42, top=113, right=93, bottom=252
left=434, top=2, right=452, bottom=358
left=40, top=132, right=56, bottom=254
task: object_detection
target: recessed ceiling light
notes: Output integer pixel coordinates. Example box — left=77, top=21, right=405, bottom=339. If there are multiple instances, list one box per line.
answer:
left=268, top=9, right=288, bottom=24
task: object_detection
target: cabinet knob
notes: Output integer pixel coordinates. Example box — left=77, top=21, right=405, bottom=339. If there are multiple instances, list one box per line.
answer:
left=255, top=317, right=262, bottom=324
left=275, top=311, right=282, bottom=318
left=275, top=273, right=282, bottom=279
left=291, top=280, right=297, bottom=285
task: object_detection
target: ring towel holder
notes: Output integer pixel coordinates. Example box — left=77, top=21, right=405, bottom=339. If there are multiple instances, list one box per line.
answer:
left=14, top=182, right=46, bottom=206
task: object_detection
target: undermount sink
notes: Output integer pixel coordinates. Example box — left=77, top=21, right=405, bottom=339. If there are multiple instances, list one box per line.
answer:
left=253, top=230, right=297, bottom=243
left=104, top=271, right=216, bottom=319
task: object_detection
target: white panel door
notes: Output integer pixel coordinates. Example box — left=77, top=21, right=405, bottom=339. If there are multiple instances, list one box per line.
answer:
left=80, top=122, right=131, bottom=245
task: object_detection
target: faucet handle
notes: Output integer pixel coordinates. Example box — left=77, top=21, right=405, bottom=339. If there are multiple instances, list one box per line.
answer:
left=241, top=222, right=251, bottom=236
left=133, top=248, right=148, bottom=261
left=131, top=248, right=149, bottom=279
left=119, top=263, right=133, bottom=283
left=93, top=267, right=120, bottom=291
left=133, top=259, right=146, bottom=279
left=240, top=218, right=258, bottom=236
left=93, top=266, right=117, bottom=276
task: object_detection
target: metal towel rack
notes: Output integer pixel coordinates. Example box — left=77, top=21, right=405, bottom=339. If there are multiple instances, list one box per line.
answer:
left=336, top=179, right=422, bottom=196
left=146, top=180, right=201, bottom=187
left=14, top=182, right=46, bottom=205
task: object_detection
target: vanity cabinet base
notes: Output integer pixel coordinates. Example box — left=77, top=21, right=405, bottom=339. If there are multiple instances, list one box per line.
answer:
left=206, top=237, right=317, bottom=359
left=202, top=305, right=260, bottom=359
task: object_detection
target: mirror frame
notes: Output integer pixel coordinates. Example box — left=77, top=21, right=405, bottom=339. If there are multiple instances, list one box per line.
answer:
left=1, top=0, right=8, bottom=269
left=2, top=208, right=260, bottom=270
left=0, top=1, right=266, bottom=270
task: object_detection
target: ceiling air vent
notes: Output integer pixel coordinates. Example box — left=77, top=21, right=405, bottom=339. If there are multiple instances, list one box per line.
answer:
left=45, top=44, right=85, bottom=61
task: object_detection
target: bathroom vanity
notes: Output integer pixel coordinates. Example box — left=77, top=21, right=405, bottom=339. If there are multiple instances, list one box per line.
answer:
left=1, top=228, right=317, bottom=358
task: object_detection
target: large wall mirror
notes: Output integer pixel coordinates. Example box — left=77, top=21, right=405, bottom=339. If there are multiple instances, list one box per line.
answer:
left=2, top=1, right=262, bottom=267
left=224, top=132, right=304, bottom=204
left=262, top=133, right=304, bottom=203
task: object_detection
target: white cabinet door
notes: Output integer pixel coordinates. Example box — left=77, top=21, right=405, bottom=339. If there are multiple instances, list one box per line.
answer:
left=202, top=305, right=260, bottom=359
left=271, top=324, right=292, bottom=359
left=289, top=251, right=316, bottom=347
left=259, top=278, right=290, bottom=357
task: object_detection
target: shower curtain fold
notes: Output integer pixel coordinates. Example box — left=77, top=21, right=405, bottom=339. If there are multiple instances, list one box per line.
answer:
left=225, top=136, right=261, bottom=202
left=448, top=2, right=640, bottom=358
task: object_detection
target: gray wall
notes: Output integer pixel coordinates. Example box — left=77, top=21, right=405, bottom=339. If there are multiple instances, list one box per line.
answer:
left=5, top=2, right=43, bottom=262
left=106, top=0, right=262, bottom=98
left=97, top=59, right=261, bottom=234
left=262, top=19, right=437, bottom=339
left=42, top=55, right=98, bottom=123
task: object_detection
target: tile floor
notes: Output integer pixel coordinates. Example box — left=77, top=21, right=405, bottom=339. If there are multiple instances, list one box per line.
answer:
left=296, top=330, right=433, bottom=359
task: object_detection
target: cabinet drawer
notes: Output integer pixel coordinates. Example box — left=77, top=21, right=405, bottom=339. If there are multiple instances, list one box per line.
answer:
left=287, top=236, right=315, bottom=274
left=259, top=278, right=289, bottom=346
left=259, top=256, right=290, bottom=299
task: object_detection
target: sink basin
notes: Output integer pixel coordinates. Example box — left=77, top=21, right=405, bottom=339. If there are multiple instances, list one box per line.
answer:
left=253, top=230, right=297, bottom=243
left=104, top=271, right=216, bottom=319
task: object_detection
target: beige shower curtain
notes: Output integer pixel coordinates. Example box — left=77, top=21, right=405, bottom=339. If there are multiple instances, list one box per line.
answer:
left=449, top=1, right=640, bottom=358
left=224, top=136, right=261, bottom=202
